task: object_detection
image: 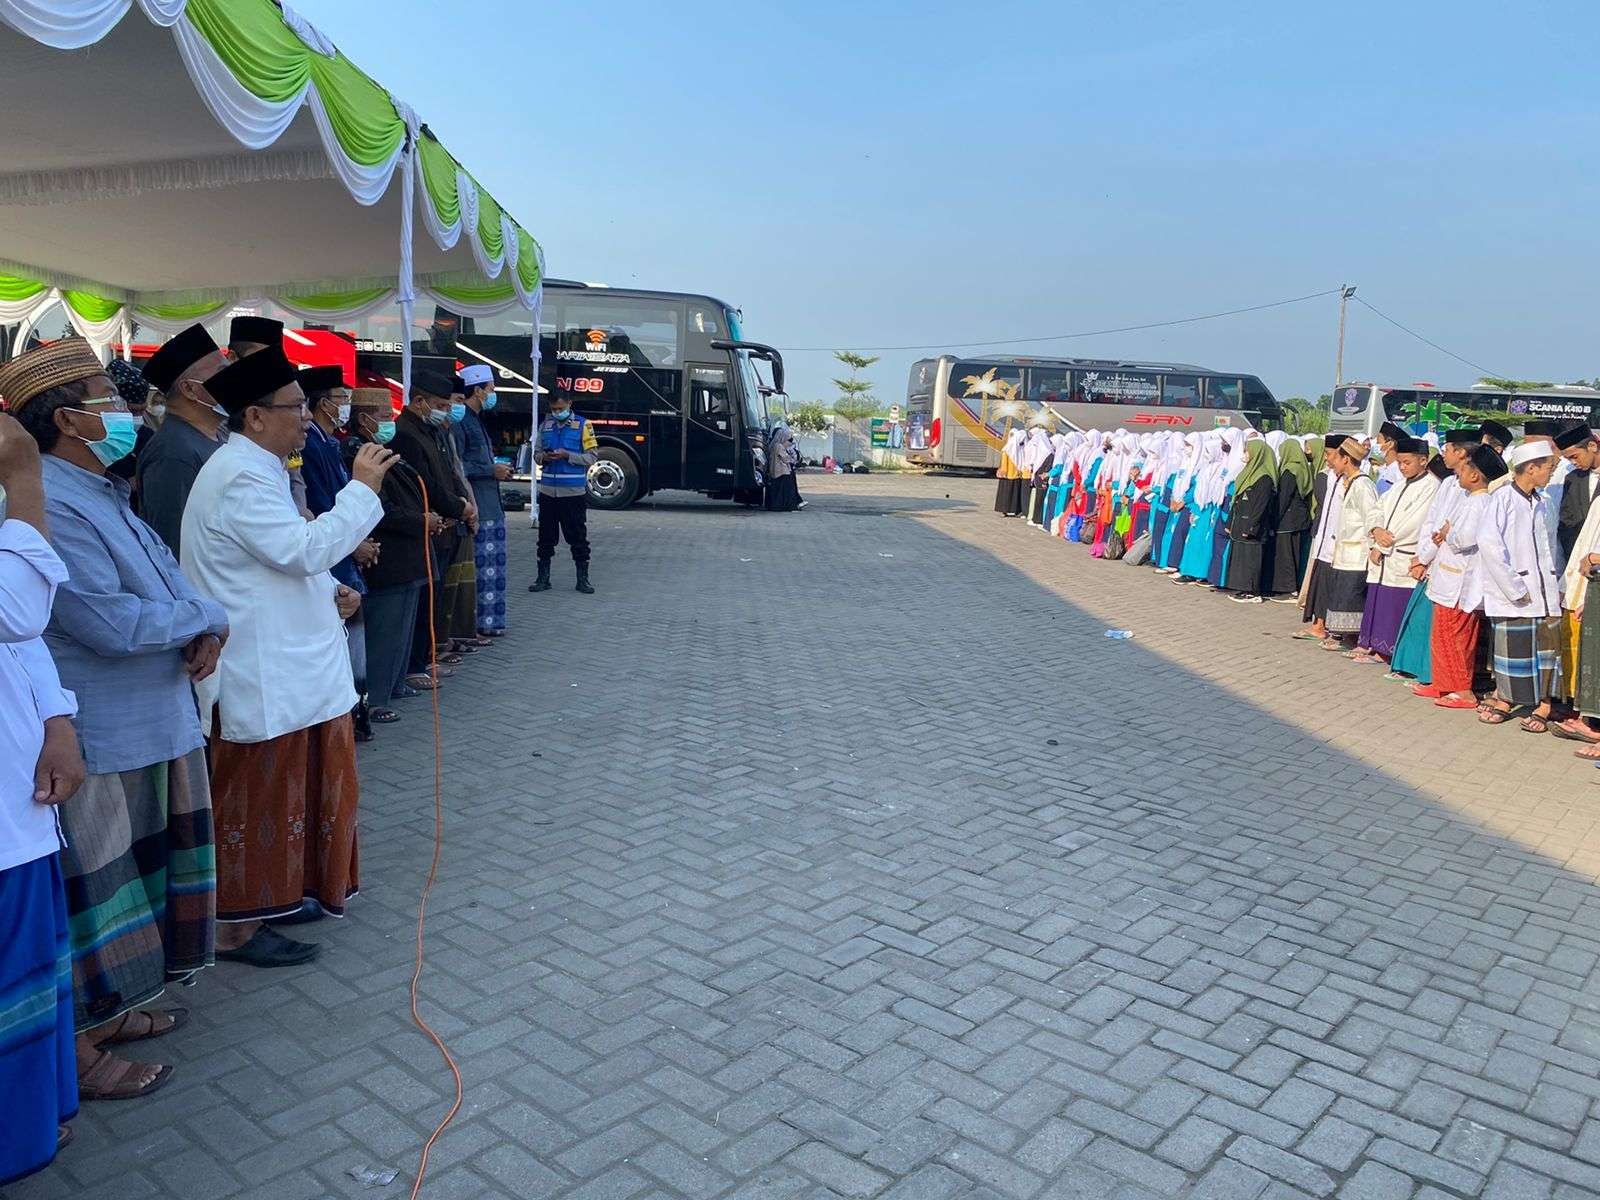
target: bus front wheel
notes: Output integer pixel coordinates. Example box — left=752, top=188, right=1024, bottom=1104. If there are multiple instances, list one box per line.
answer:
left=587, top=448, right=640, bottom=509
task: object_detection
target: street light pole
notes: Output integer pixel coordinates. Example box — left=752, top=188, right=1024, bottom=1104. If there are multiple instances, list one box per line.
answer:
left=1334, top=284, right=1357, bottom=390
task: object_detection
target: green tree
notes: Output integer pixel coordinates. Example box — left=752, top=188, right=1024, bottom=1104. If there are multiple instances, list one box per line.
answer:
left=1477, top=376, right=1553, bottom=392
left=831, top=350, right=880, bottom=421
left=1281, top=395, right=1331, bottom=434
left=788, top=401, right=829, bottom=433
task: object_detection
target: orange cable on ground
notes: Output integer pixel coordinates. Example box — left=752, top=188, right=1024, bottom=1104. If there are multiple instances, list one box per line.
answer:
left=407, top=473, right=462, bottom=1200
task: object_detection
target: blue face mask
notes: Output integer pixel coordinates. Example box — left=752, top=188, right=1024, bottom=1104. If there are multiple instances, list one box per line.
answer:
left=449, top=402, right=467, bottom=423
left=553, top=407, right=574, bottom=422
left=82, top=410, right=139, bottom=467
left=427, top=407, right=448, bottom=426
left=483, top=392, right=498, bottom=412
left=374, top=420, right=396, bottom=444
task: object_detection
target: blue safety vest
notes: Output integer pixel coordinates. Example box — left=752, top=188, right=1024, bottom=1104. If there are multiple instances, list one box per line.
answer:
left=539, top=415, right=590, bottom=489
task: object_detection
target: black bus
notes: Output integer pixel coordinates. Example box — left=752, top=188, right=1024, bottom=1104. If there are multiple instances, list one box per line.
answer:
left=342, top=281, right=783, bottom=509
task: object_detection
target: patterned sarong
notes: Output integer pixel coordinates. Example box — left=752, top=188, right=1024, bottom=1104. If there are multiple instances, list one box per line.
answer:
left=1491, top=615, right=1563, bottom=706
left=0, top=855, right=76, bottom=1187
left=208, top=714, right=360, bottom=923
left=60, top=747, right=215, bottom=1032
left=474, top=517, right=508, bottom=633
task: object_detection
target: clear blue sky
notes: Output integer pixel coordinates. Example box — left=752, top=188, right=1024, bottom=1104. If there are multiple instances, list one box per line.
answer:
left=300, top=0, right=1600, bottom=408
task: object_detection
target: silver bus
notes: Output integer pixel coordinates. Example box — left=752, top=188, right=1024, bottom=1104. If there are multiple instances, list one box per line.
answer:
left=1328, top=382, right=1600, bottom=440
left=904, top=354, right=1282, bottom=470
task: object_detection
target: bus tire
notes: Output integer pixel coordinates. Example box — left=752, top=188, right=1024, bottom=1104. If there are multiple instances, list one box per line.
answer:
left=587, top=447, right=640, bottom=509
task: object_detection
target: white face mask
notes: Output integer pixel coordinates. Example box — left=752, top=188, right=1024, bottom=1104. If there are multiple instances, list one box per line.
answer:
left=146, top=402, right=166, bottom=421
left=336, top=403, right=351, bottom=427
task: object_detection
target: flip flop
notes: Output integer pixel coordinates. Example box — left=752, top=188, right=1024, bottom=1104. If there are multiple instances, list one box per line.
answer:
left=1478, top=706, right=1516, bottom=725
left=1574, top=743, right=1600, bottom=760
left=1551, top=721, right=1600, bottom=744
left=1290, top=632, right=1323, bottom=641
left=1519, top=715, right=1550, bottom=734
left=1412, top=683, right=1442, bottom=699
left=436, top=652, right=464, bottom=666
left=90, top=1007, right=189, bottom=1047
left=369, top=707, right=401, bottom=724
left=1435, top=695, right=1479, bottom=709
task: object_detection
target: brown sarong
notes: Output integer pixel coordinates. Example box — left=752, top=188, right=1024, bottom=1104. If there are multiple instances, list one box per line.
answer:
left=208, top=713, right=360, bottom=922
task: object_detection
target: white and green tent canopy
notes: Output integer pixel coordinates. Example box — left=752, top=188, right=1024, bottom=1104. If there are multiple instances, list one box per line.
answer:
left=0, top=0, right=542, bottom=388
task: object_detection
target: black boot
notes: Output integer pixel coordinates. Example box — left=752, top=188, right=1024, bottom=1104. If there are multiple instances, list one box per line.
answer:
left=529, top=562, right=552, bottom=592
left=575, top=565, right=594, bottom=594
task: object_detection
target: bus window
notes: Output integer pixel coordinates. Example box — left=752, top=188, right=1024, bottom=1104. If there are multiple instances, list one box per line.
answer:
left=1161, top=375, right=1202, bottom=407
left=690, top=366, right=732, bottom=418
left=1330, top=385, right=1370, bottom=418
left=1205, top=378, right=1242, bottom=409
left=560, top=300, right=681, bottom=368
left=1026, top=367, right=1070, bottom=403
left=1242, top=377, right=1279, bottom=419
left=1081, top=370, right=1159, bottom=404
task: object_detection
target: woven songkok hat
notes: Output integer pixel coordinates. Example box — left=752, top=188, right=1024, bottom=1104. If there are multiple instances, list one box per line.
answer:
left=0, top=339, right=107, bottom=417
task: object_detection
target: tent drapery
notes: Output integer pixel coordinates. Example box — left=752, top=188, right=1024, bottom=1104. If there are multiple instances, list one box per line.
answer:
left=0, top=0, right=544, bottom=396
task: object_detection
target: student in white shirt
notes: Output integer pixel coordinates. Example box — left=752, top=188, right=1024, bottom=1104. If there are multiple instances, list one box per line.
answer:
left=1421, top=444, right=1507, bottom=709
left=1477, top=442, right=1563, bottom=730
left=0, top=412, right=85, bottom=1183
left=180, top=348, right=398, bottom=968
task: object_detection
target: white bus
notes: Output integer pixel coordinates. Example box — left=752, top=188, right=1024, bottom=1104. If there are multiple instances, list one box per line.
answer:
left=904, top=354, right=1282, bottom=470
left=1328, top=382, right=1600, bottom=440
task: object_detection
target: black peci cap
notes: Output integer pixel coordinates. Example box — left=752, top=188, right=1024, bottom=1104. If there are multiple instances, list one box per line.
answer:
left=229, top=315, right=283, bottom=349
left=1469, top=443, right=1508, bottom=482
left=411, top=368, right=455, bottom=399
left=143, top=323, right=221, bottom=394
left=1479, top=420, right=1513, bottom=447
left=1555, top=424, right=1596, bottom=450
left=297, top=365, right=345, bottom=395
left=1379, top=421, right=1405, bottom=442
left=1443, top=427, right=1480, bottom=446
left=206, top=346, right=299, bottom=416
left=1393, top=435, right=1427, bottom=455
left=1323, top=434, right=1344, bottom=451
left=1524, top=419, right=1561, bottom=437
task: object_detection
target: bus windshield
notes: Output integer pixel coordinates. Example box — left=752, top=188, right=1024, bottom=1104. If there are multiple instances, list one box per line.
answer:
left=735, top=348, right=768, bottom=432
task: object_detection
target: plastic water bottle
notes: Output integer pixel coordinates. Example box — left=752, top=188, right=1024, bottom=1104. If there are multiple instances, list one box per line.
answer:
left=1104, top=630, right=1134, bottom=640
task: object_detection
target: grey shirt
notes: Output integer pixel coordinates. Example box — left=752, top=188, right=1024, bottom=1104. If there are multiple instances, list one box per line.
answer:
left=138, top=414, right=227, bottom=558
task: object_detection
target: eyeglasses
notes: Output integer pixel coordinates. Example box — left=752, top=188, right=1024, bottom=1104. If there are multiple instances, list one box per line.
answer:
left=80, top=396, right=130, bottom=413
left=261, top=402, right=310, bottom=413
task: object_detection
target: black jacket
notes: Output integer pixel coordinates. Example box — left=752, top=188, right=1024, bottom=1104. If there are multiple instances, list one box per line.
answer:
left=343, top=435, right=431, bottom=590
left=1274, top=472, right=1312, bottom=534
left=1227, top=477, right=1275, bottom=542
left=1559, top=468, right=1595, bottom=561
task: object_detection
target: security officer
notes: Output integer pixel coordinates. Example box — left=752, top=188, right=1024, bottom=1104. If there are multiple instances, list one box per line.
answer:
left=528, top=389, right=597, bottom=594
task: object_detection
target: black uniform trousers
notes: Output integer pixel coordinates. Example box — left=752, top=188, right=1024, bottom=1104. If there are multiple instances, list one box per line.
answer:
left=538, top=492, right=590, bottom=565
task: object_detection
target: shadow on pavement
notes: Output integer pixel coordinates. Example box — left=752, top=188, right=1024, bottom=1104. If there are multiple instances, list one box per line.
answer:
left=18, top=474, right=1600, bottom=1200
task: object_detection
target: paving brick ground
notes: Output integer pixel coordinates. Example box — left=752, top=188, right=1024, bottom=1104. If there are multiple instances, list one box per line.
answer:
left=11, top=472, right=1600, bottom=1200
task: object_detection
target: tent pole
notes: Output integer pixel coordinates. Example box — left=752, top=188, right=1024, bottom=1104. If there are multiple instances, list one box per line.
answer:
left=398, top=131, right=416, bottom=407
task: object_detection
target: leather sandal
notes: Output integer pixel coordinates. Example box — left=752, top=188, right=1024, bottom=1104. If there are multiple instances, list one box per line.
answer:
left=78, top=1050, right=175, bottom=1101
left=90, top=1008, right=188, bottom=1047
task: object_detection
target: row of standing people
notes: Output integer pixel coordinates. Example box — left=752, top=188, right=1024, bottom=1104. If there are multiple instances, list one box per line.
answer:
left=995, top=417, right=1600, bottom=742
left=0, top=314, right=571, bottom=1184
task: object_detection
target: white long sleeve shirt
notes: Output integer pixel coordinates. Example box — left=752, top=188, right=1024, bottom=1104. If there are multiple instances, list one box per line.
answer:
left=1478, top=481, right=1562, bottom=619
left=0, top=520, right=78, bottom=872
left=1413, top=477, right=1464, bottom=570
left=1427, top=490, right=1493, bottom=612
left=180, top=436, right=382, bottom=744
left=1310, top=469, right=1344, bottom=564
left=1366, top=473, right=1440, bottom=588
left=1330, top=474, right=1381, bottom=571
